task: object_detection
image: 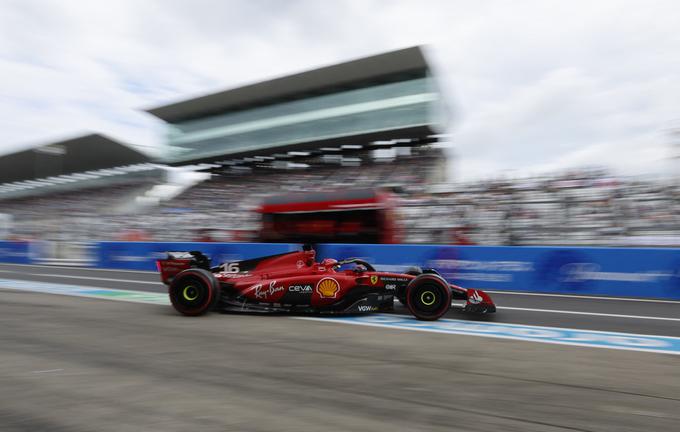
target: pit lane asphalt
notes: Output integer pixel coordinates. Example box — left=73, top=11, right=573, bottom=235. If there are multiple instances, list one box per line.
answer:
left=2, top=289, right=680, bottom=432
left=1, top=263, right=679, bottom=337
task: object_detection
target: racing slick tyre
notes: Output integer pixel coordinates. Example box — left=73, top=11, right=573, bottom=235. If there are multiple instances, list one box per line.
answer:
left=169, top=268, right=220, bottom=316
left=405, top=274, right=452, bottom=321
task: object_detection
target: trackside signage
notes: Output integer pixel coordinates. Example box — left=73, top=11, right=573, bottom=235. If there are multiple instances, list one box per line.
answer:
left=0, top=241, right=36, bottom=264
left=316, top=244, right=680, bottom=300
left=95, top=242, right=299, bottom=271
left=2, top=241, right=679, bottom=300
left=302, top=315, right=680, bottom=355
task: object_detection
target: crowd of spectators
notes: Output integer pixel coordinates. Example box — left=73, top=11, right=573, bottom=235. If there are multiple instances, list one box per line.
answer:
left=399, top=169, right=680, bottom=246
left=1, top=148, right=678, bottom=247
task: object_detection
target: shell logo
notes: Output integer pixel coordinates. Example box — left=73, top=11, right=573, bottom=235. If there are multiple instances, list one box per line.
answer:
left=316, top=277, right=340, bottom=299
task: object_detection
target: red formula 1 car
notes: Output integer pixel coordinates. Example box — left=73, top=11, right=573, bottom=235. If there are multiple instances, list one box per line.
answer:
left=157, top=246, right=495, bottom=321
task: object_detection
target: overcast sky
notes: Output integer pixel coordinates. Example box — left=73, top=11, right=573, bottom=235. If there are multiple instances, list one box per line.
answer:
left=1, top=0, right=679, bottom=180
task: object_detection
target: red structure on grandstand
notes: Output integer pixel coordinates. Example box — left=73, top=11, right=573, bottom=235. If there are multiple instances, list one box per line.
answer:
left=258, top=189, right=400, bottom=244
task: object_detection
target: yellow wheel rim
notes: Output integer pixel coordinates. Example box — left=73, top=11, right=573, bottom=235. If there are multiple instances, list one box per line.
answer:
left=421, top=290, right=436, bottom=306
left=183, top=286, right=199, bottom=301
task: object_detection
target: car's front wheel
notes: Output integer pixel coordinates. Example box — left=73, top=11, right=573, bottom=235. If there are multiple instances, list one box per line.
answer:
left=396, top=266, right=423, bottom=306
left=169, top=268, right=220, bottom=316
left=405, top=274, right=452, bottom=321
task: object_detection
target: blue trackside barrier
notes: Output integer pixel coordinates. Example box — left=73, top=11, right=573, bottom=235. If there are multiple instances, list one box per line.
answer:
left=95, top=242, right=300, bottom=271
left=89, top=242, right=680, bottom=299
left=0, top=241, right=43, bottom=264
left=315, top=244, right=680, bottom=300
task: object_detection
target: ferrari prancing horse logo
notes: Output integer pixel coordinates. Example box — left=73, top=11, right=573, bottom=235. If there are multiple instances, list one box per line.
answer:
left=316, top=277, right=340, bottom=298
left=370, top=275, right=379, bottom=285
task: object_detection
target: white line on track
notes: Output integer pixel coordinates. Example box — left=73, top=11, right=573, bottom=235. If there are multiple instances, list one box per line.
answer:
left=6, top=264, right=679, bottom=304
left=3, top=268, right=680, bottom=321
left=487, top=290, right=680, bottom=304
left=299, top=315, right=680, bottom=355
left=497, top=306, right=680, bottom=322
left=20, top=275, right=678, bottom=322
left=2, top=277, right=679, bottom=354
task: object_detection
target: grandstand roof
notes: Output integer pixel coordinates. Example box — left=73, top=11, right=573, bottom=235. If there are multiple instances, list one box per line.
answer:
left=146, top=46, right=429, bottom=124
left=0, top=134, right=150, bottom=184
left=260, top=188, right=380, bottom=213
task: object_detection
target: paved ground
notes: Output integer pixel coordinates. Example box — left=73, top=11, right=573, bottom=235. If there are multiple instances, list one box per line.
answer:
left=1, top=286, right=679, bottom=431
left=1, top=263, right=679, bottom=336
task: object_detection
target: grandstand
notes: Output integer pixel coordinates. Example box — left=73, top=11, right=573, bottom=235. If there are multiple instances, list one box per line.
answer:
left=4, top=149, right=677, bottom=247
left=147, top=46, right=449, bottom=167
left=0, top=144, right=442, bottom=243
left=405, top=169, right=680, bottom=246
left=0, top=47, right=450, bottom=242
left=0, top=46, right=678, bottom=249
left=0, top=133, right=203, bottom=244
left=0, top=134, right=150, bottom=193
left=0, top=134, right=157, bottom=200
left=141, top=163, right=679, bottom=246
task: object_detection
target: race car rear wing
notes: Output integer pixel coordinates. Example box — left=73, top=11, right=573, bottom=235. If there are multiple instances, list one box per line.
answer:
left=157, top=251, right=212, bottom=285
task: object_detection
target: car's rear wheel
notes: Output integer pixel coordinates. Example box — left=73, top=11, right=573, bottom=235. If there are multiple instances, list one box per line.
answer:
left=405, top=274, right=452, bottom=321
left=169, top=268, right=220, bottom=316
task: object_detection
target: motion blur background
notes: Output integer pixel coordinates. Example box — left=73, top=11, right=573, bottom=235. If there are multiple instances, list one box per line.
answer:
left=0, top=0, right=679, bottom=253
left=2, top=3, right=680, bottom=431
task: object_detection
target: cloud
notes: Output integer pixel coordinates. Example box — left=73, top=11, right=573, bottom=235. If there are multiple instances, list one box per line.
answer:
left=0, top=0, right=678, bottom=179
